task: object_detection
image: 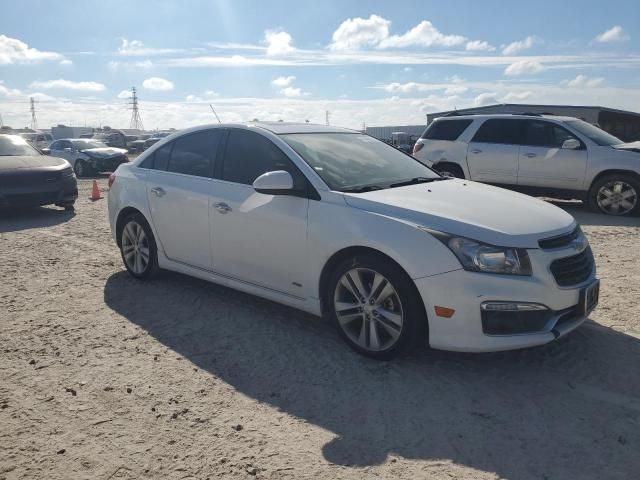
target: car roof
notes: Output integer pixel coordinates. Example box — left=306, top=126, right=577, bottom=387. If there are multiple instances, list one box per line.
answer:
left=175, top=122, right=357, bottom=136
left=435, top=114, right=578, bottom=122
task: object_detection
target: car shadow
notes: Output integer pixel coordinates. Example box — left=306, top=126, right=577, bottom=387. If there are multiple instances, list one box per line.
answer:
left=545, top=199, right=640, bottom=227
left=0, top=206, right=75, bottom=233
left=104, top=270, right=640, bottom=479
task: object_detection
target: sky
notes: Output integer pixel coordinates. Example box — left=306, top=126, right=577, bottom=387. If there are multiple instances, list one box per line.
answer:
left=1, top=0, right=639, bottom=130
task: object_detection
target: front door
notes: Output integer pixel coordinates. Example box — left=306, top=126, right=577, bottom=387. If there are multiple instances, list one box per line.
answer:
left=146, top=129, right=222, bottom=269
left=517, top=120, right=588, bottom=190
left=209, top=129, right=309, bottom=298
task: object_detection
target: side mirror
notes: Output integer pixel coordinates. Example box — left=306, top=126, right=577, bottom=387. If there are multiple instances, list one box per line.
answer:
left=562, top=138, right=581, bottom=150
left=253, top=170, right=295, bottom=195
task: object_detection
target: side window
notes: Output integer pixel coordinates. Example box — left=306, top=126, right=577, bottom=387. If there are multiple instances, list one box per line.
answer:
left=50, top=141, right=60, bottom=150
left=222, top=130, right=304, bottom=186
left=471, top=119, right=523, bottom=145
left=166, top=130, right=221, bottom=177
left=523, top=121, right=578, bottom=148
left=551, top=125, right=577, bottom=147
left=422, top=119, right=473, bottom=141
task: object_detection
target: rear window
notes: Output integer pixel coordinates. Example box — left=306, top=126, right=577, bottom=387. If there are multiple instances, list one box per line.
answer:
left=472, top=119, right=523, bottom=145
left=422, top=119, right=472, bottom=141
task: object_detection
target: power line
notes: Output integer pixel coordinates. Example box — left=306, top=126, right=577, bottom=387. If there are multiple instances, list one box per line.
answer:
left=30, top=97, right=38, bottom=130
left=128, top=87, right=144, bottom=130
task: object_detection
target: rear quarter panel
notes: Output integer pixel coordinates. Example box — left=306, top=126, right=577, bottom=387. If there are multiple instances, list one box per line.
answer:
left=108, top=165, right=151, bottom=243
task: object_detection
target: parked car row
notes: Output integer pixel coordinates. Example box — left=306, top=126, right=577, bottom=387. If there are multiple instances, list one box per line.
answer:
left=44, top=139, right=129, bottom=177
left=412, top=113, right=640, bottom=216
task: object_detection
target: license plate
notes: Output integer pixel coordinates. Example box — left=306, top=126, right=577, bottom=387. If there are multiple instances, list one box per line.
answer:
left=581, top=280, right=599, bottom=315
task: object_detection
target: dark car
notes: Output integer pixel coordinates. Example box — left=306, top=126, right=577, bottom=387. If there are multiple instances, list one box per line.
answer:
left=0, top=134, right=78, bottom=210
left=143, top=132, right=171, bottom=150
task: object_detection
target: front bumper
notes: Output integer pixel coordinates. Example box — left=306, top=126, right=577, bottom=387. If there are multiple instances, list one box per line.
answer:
left=87, top=156, right=128, bottom=173
left=415, top=267, right=597, bottom=352
left=0, top=176, right=78, bottom=208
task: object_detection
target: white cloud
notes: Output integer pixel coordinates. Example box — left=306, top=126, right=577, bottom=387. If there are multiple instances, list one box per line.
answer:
left=595, top=25, right=629, bottom=43
left=465, top=40, right=495, bottom=52
left=504, top=60, right=544, bottom=76
left=563, top=74, right=605, bottom=88
left=117, top=90, right=132, bottom=99
left=445, top=85, right=469, bottom=95
left=378, top=20, right=466, bottom=49
left=474, top=92, right=498, bottom=106
left=142, top=77, right=174, bottom=91
left=0, top=34, right=64, bottom=65
left=502, top=91, right=534, bottom=102
left=403, top=67, right=413, bottom=72
left=0, top=81, right=23, bottom=98
left=185, top=91, right=220, bottom=102
left=271, top=76, right=296, bottom=87
left=502, top=36, right=538, bottom=55
left=117, top=38, right=185, bottom=56
left=329, top=14, right=390, bottom=50
left=29, top=79, right=106, bottom=92
left=265, top=30, right=295, bottom=56
left=59, top=59, right=73, bottom=66
left=280, top=87, right=306, bottom=97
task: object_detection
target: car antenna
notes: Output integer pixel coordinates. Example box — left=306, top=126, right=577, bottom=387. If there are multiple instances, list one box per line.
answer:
left=209, top=104, right=222, bottom=124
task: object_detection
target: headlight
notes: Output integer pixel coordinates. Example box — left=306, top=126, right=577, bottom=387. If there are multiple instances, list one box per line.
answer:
left=422, top=229, right=532, bottom=276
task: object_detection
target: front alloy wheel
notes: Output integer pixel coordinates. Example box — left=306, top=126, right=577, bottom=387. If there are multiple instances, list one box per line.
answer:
left=596, top=180, right=637, bottom=216
left=334, top=268, right=404, bottom=352
left=74, top=160, right=86, bottom=177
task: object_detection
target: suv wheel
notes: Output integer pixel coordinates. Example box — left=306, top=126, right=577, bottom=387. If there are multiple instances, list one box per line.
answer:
left=588, top=174, right=639, bottom=216
left=434, top=163, right=464, bottom=179
left=327, top=253, right=426, bottom=360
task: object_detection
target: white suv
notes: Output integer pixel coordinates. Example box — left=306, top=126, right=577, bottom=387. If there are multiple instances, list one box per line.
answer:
left=109, top=122, right=598, bottom=360
left=413, top=114, right=640, bottom=216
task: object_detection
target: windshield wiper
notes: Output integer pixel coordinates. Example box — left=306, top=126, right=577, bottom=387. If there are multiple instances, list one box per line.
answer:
left=341, top=184, right=385, bottom=193
left=388, top=176, right=451, bottom=188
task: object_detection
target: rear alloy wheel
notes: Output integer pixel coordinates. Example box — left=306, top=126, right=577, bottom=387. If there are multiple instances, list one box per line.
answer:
left=329, top=254, right=425, bottom=360
left=120, top=213, right=159, bottom=279
left=589, top=175, right=639, bottom=216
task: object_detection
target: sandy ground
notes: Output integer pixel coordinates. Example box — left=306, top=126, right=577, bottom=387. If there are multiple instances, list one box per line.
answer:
left=1, top=179, right=639, bottom=480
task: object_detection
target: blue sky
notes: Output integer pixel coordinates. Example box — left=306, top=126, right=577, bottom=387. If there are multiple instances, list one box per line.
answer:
left=1, top=0, right=639, bottom=129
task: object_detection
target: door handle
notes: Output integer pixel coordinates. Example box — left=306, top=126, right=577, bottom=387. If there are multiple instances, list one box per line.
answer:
left=215, top=202, right=232, bottom=214
left=150, top=187, right=166, bottom=197
left=524, top=153, right=537, bottom=158
left=471, top=149, right=482, bottom=154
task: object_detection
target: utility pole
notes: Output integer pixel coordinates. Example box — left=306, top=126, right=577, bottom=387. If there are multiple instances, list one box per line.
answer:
left=128, top=87, right=144, bottom=130
left=30, top=97, right=38, bottom=130
left=325, top=110, right=331, bottom=126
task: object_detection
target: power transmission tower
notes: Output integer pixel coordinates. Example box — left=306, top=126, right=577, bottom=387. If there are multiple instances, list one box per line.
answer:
left=30, top=97, right=38, bottom=130
left=128, top=87, right=144, bottom=130
left=325, top=110, right=331, bottom=126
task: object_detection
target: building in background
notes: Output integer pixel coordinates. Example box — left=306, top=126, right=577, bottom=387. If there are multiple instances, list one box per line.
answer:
left=365, top=125, right=426, bottom=143
left=426, top=104, right=640, bottom=142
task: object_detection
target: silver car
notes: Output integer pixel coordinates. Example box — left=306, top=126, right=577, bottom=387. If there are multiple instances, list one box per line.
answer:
left=413, top=114, right=640, bottom=216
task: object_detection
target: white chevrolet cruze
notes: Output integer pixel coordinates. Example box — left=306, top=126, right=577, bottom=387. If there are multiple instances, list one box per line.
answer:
left=108, top=122, right=599, bottom=360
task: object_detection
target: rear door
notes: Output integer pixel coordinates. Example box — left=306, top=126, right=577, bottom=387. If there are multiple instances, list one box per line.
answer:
left=517, top=120, right=588, bottom=189
left=145, top=129, right=222, bottom=269
left=466, top=119, right=522, bottom=185
left=209, top=129, right=309, bottom=297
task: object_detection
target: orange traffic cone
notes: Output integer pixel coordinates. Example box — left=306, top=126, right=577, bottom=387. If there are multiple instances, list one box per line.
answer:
left=89, top=180, right=103, bottom=201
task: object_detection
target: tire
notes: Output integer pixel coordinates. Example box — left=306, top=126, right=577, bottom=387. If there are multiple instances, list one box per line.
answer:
left=63, top=204, right=75, bottom=212
left=433, top=163, right=464, bottom=179
left=119, top=212, right=159, bottom=280
left=588, top=174, right=640, bottom=216
left=74, top=160, right=88, bottom=178
left=327, top=253, right=426, bottom=360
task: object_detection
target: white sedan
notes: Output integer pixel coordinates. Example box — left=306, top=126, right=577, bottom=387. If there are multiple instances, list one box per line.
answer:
left=108, top=122, right=599, bottom=359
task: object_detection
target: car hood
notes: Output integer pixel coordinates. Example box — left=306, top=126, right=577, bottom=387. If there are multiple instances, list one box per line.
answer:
left=612, top=141, right=640, bottom=153
left=342, top=179, right=575, bottom=248
left=0, top=155, right=69, bottom=172
left=81, top=147, right=127, bottom=157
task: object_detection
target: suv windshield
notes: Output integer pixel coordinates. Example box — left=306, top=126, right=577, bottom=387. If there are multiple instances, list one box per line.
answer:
left=71, top=139, right=107, bottom=149
left=281, top=133, right=439, bottom=192
left=566, top=120, right=623, bottom=146
left=0, top=135, right=40, bottom=156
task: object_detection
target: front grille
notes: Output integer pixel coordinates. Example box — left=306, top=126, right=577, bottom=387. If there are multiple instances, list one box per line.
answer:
left=539, top=227, right=581, bottom=249
left=550, top=247, right=594, bottom=286
left=0, top=170, right=62, bottom=188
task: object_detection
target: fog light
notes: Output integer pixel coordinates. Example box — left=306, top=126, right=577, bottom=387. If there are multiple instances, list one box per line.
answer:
left=481, top=302, right=552, bottom=335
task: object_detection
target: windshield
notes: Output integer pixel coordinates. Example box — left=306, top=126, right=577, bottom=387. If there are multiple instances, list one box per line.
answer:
left=71, top=139, right=107, bottom=149
left=566, top=120, right=623, bottom=146
left=281, top=133, right=438, bottom=191
left=0, top=135, right=40, bottom=156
